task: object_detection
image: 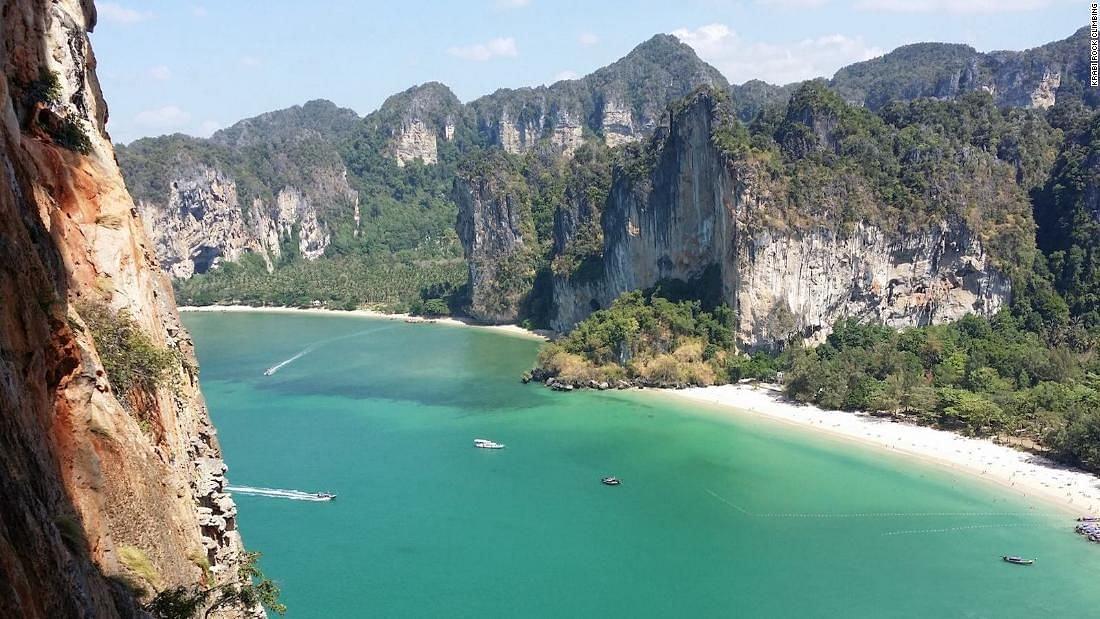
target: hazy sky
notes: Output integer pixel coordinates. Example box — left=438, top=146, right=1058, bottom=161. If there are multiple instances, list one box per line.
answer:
left=90, top=0, right=1086, bottom=144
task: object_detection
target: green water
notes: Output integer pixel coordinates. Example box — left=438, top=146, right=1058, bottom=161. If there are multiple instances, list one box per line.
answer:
left=183, top=312, right=1100, bottom=618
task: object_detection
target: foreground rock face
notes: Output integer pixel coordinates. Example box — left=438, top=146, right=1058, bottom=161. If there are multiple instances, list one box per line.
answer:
left=0, top=1, right=258, bottom=616
left=548, top=93, right=1011, bottom=349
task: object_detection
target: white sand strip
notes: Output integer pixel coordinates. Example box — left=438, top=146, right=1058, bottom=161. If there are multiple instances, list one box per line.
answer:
left=661, top=383, right=1100, bottom=516
left=176, top=304, right=549, bottom=341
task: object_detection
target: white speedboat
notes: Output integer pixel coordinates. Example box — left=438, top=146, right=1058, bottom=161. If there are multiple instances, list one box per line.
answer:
left=474, top=438, right=505, bottom=449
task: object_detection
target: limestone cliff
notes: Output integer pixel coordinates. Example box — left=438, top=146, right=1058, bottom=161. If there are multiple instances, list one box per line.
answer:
left=453, top=153, right=536, bottom=322
left=133, top=161, right=352, bottom=279
left=372, top=82, right=463, bottom=167
left=120, top=107, right=360, bottom=279
left=540, top=90, right=1019, bottom=349
left=0, top=1, right=258, bottom=616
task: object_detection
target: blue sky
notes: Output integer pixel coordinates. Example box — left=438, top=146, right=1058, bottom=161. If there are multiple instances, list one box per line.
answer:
left=91, top=0, right=1086, bottom=144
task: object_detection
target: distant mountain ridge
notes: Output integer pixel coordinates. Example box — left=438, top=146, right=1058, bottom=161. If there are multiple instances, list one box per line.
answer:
left=117, top=26, right=1090, bottom=317
left=830, top=26, right=1092, bottom=110
left=118, top=34, right=730, bottom=282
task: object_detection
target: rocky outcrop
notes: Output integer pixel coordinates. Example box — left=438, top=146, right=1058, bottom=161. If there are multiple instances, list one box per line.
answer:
left=730, top=223, right=1008, bottom=347
left=548, top=92, right=1012, bottom=350
left=600, top=99, right=637, bottom=147
left=374, top=82, right=463, bottom=166
left=0, top=1, right=257, bottom=616
left=1029, top=70, right=1061, bottom=109
left=139, top=166, right=262, bottom=279
left=393, top=118, right=439, bottom=166
left=133, top=160, right=355, bottom=278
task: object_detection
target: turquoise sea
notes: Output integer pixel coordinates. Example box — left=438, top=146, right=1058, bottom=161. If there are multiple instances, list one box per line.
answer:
left=183, top=311, right=1100, bottom=618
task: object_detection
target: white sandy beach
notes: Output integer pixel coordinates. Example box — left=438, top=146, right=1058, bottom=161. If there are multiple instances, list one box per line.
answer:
left=662, top=383, right=1100, bottom=516
left=176, top=304, right=549, bottom=341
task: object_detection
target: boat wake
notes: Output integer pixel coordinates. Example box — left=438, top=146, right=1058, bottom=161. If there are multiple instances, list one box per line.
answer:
left=264, top=348, right=314, bottom=375
left=263, top=326, right=393, bottom=375
left=227, top=485, right=333, bottom=502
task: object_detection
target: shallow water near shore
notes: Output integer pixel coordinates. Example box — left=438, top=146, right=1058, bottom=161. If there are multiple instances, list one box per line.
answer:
left=184, top=312, right=1100, bottom=618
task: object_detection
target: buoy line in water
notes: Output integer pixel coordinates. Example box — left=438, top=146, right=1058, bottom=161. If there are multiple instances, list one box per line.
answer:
left=227, top=485, right=332, bottom=502
left=881, top=523, right=1052, bottom=536
left=263, top=326, right=394, bottom=375
left=704, top=488, right=1056, bottom=519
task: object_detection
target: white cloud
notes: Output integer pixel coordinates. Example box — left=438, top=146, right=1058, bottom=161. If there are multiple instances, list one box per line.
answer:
left=239, top=56, right=262, bottom=67
left=447, top=37, right=518, bottom=62
left=97, top=2, right=152, bottom=24
left=134, top=106, right=191, bottom=130
left=553, top=70, right=579, bottom=82
left=854, top=0, right=1052, bottom=13
left=671, top=23, right=883, bottom=84
left=495, top=0, right=530, bottom=7
left=192, top=5, right=208, bottom=17
left=578, top=32, right=600, bottom=47
left=148, top=65, right=171, bottom=81
left=198, top=120, right=221, bottom=136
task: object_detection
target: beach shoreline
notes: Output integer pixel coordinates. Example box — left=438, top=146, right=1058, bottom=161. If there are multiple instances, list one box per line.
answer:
left=656, top=383, right=1100, bottom=517
left=179, top=304, right=1098, bottom=517
left=176, top=304, right=550, bottom=341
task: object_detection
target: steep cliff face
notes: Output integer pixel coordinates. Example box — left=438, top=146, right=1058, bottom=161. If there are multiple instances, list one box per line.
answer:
left=0, top=1, right=256, bottom=616
left=133, top=162, right=352, bottom=279
left=549, top=92, right=1014, bottom=349
left=121, top=114, right=360, bottom=279
left=454, top=155, right=535, bottom=322
left=138, top=165, right=261, bottom=279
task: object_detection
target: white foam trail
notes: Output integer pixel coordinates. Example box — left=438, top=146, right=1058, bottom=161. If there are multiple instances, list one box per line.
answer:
left=264, top=348, right=313, bottom=375
left=263, top=326, right=394, bottom=375
left=227, top=485, right=332, bottom=502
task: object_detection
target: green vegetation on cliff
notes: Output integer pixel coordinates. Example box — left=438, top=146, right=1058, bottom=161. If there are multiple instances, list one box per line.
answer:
left=536, top=290, right=734, bottom=387
left=535, top=284, right=780, bottom=387
left=78, top=301, right=181, bottom=412
left=1032, top=110, right=1100, bottom=329
left=720, top=83, right=1036, bottom=270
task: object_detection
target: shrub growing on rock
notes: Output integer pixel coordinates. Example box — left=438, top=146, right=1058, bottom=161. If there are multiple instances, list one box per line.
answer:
left=78, top=301, right=178, bottom=409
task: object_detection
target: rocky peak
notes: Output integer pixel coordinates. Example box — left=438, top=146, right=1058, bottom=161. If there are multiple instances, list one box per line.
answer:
left=373, top=82, right=464, bottom=166
left=469, top=32, right=728, bottom=156
left=210, top=99, right=360, bottom=148
left=778, top=81, right=848, bottom=156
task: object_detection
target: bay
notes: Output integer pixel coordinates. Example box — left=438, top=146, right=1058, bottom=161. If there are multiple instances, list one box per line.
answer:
left=183, top=312, right=1100, bottom=618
